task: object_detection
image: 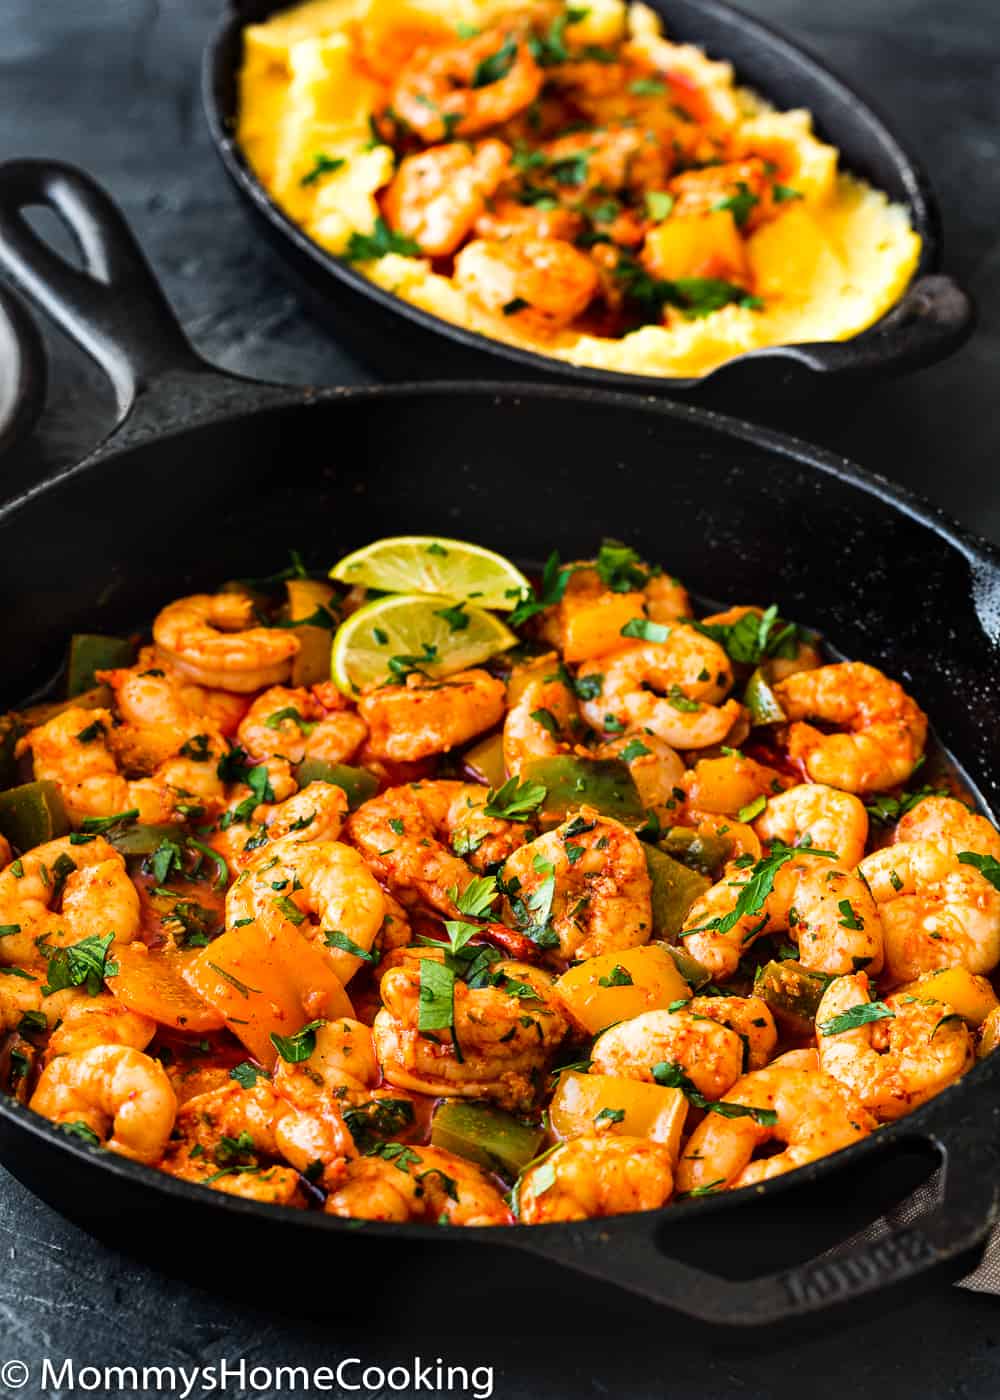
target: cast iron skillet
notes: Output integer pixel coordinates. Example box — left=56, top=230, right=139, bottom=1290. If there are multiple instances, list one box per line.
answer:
left=204, top=0, right=974, bottom=403
left=0, top=160, right=999, bottom=1328
left=0, top=281, right=45, bottom=461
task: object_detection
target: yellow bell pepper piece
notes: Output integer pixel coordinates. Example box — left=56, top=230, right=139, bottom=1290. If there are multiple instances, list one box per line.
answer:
left=550, top=1071, right=688, bottom=1162
left=555, top=943, right=690, bottom=1034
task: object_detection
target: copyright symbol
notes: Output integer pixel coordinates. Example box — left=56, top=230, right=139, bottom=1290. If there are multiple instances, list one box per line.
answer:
left=0, top=1360, right=29, bottom=1389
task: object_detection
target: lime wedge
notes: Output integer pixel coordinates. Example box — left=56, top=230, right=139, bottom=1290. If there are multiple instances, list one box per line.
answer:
left=331, top=592, right=518, bottom=694
left=329, top=536, right=529, bottom=611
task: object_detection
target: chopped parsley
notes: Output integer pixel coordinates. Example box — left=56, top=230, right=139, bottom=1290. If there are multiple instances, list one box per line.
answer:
left=300, top=153, right=346, bottom=186
left=343, top=217, right=420, bottom=262
left=620, top=617, right=670, bottom=643
left=40, top=932, right=118, bottom=997
left=651, top=1061, right=777, bottom=1124
left=819, top=1002, right=895, bottom=1036
left=270, top=1020, right=324, bottom=1063
left=483, top=776, right=546, bottom=822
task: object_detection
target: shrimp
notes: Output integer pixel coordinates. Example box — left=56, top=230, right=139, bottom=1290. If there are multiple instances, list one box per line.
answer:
left=44, top=993, right=155, bottom=1061
left=474, top=196, right=583, bottom=243
left=162, top=1080, right=352, bottom=1195
left=644, top=573, right=692, bottom=623
left=590, top=1006, right=745, bottom=1101
left=859, top=840, right=1000, bottom=980
left=454, top=236, right=600, bottom=336
left=97, top=661, right=228, bottom=773
left=211, top=781, right=349, bottom=872
left=326, top=1144, right=513, bottom=1225
left=0, top=835, right=140, bottom=966
left=18, top=707, right=218, bottom=826
left=357, top=668, right=505, bottom=762
left=236, top=685, right=367, bottom=767
left=754, top=783, right=869, bottom=868
left=539, top=125, right=670, bottom=197
left=227, top=839, right=386, bottom=984
left=374, top=953, right=569, bottom=1111
left=503, top=671, right=580, bottom=774
left=500, top=808, right=653, bottom=966
left=30, top=1044, right=177, bottom=1164
left=681, top=851, right=883, bottom=981
left=596, top=732, right=687, bottom=811
left=348, top=780, right=528, bottom=916
left=392, top=30, right=542, bottom=142
left=815, top=973, right=973, bottom=1120
left=897, top=795, right=1000, bottom=861
left=578, top=630, right=744, bottom=750
left=272, top=1018, right=379, bottom=1106
left=153, top=592, right=299, bottom=693
left=675, top=1064, right=874, bottom=1194
left=687, top=994, right=778, bottom=1070
left=517, top=1136, right=674, bottom=1223
left=383, top=140, right=511, bottom=257
left=774, top=662, right=927, bottom=793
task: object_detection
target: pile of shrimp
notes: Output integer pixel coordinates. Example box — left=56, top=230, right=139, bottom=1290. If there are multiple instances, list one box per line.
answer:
left=363, top=1, right=807, bottom=339
left=2, top=542, right=996, bottom=1229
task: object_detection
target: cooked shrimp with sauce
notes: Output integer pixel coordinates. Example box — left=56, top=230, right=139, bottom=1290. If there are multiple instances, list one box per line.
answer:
left=0, top=533, right=992, bottom=1230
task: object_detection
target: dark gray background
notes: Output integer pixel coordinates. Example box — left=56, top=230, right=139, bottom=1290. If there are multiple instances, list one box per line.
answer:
left=1, top=1, right=999, bottom=1396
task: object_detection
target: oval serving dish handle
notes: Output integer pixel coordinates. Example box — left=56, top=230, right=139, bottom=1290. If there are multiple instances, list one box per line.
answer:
left=0, top=159, right=293, bottom=449
left=511, top=1102, right=1000, bottom=1325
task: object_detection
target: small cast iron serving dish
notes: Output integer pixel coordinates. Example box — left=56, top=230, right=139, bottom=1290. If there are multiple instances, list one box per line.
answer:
left=0, top=162, right=998, bottom=1327
left=205, top=0, right=974, bottom=402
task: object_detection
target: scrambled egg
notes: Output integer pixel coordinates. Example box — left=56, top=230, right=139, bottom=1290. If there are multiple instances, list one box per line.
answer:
left=237, top=0, right=921, bottom=379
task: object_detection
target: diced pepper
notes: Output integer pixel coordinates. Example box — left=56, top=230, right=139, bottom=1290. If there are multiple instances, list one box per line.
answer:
left=559, top=589, right=646, bottom=663
left=430, top=1100, right=544, bottom=1180
left=555, top=943, right=691, bottom=1034
left=294, top=759, right=378, bottom=809
left=658, top=941, right=712, bottom=990
left=0, top=780, right=69, bottom=850
left=108, top=822, right=187, bottom=857
left=754, top=959, right=830, bottom=1035
left=67, top=634, right=135, bottom=697
left=896, top=967, right=999, bottom=1027
left=658, top=826, right=733, bottom=877
left=549, top=1071, right=688, bottom=1161
left=463, top=732, right=506, bottom=789
left=644, top=845, right=710, bottom=939
left=521, top=756, right=644, bottom=828
left=286, top=579, right=337, bottom=686
left=107, top=944, right=226, bottom=1033
left=181, top=921, right=354, bottom=1068
left=0, top=713, right=19, bottom=791
left=744, top=666, right=787, bottom=725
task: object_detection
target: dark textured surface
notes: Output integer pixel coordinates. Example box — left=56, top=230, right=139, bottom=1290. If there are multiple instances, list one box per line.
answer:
left=0, top=1, right=999, bottom=1395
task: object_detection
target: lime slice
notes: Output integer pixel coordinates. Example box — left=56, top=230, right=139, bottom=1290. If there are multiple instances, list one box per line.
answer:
left=330, top=536, right=530, bottom=611
left=331, top=592, right=518, bottom=694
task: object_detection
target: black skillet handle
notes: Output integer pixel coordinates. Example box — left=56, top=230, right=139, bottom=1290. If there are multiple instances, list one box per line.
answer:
left=514, top=1107, right=1000, bottom=1324
left=0, top=159, right=210, bottom=416
left=786, top=274, right=974, bottom=379
left=0, top=280, right=46, bottom=459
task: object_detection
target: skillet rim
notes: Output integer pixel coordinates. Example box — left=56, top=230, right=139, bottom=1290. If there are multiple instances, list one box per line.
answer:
left=1, top=375, right=999, bottom=1247
left=202, top=0, right=954, bottom=395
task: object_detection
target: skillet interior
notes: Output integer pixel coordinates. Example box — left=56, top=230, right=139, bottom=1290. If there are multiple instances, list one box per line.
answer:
left=204, top=0, right=971, bottom=399
left=2, top=382, right=1000, bottom=1321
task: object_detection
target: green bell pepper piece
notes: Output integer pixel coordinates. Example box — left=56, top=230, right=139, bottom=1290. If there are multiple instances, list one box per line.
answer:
left=754, top=959, right=831, bottom=1035
left=430, top=1100, right=544, bottom=1181
left=744, top=666, right=787, bottom=726
left=295, top=758, right=378, bottom=810
left=643, top=845, right=710, bottom=940
left=108, top=822, right=187, bottom=857
left=656, top=940, right=712, bottom=990
left=659, top=825, right=733, bottom=877
left=0, top=780, right=69, bottom=850
left=521, top=756, right=645, bottom=828
left=67, top=635, right=135, bottom=697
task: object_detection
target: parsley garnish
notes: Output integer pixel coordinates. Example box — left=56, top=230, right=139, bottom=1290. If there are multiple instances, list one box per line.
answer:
left=270, top=1020, right=324, bottom=1063
left=509, top=550, right=572, bottom=627
left=820, top=1002, right=895, bottom=1036
left=620, top=617, right=670, bottom=643
left=229, top=1062, right=266, bottom=1088
left=693, top=604, right=799, bottom=664
left=471, top=37, right=518, bottom=87
left=712, top=180, right=758, bottom=228
left=483, top=777, right=546, bottom=822
left=41, top=932, right=118, bottom=997
left=323, top=929, right=379, bottom=963
left=300, top=153, right=346, bottom=186
left=651, top=1061, right=777, bottom=1124
left=958, top=851, right=1000, bottom=890
left=343, top=217, right=420, bottom=262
